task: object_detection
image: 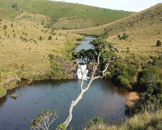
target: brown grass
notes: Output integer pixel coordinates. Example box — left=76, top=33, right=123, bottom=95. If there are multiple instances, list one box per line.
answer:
left=0, top=11, right=83, bottom=86
left=86, top=109, right=162, bottom=130
left=70, top=3, right=162, bottom=61
left=125, top=92, right=140, bottom=108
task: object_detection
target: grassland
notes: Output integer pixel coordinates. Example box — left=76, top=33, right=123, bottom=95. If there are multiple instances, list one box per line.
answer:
left=0, top=11, right=84, bottom=93
left=0, top=0, right=133, bottom=97
left=0, top=0, right=131, bottom=29
left=71, top=3, right=162, bottom=65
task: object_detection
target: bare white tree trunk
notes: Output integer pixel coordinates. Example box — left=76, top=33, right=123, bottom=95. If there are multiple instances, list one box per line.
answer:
left=63, top=52, right=114, bottom=128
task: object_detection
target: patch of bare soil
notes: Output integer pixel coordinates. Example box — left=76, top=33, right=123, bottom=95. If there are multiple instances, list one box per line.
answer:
left=125, top=92, right=140, bottom=108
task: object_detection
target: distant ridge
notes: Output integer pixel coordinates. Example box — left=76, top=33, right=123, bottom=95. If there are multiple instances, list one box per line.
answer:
left=0, top=0, right=131, bottom=29
left=71, top=3, right=162, bottom=58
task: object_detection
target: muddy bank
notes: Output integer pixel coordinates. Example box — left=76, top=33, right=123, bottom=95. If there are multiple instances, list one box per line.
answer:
left=125, top=92, right=140, bottom=108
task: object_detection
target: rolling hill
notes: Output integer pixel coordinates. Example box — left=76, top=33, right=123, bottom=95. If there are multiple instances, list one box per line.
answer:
left=71, top=3, right=162, bottom=62
left=0, top=0, right=131, bottom=29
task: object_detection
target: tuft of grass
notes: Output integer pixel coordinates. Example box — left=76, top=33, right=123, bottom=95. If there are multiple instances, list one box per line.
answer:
left=86, top=109, right=162, bottom=130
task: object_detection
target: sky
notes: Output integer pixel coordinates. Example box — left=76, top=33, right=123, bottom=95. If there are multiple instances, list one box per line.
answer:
left=52, top=0, right=162, bottom=12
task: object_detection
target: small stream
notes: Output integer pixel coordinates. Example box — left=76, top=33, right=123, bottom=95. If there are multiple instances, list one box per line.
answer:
left=0, top=37, right=128, bottom=130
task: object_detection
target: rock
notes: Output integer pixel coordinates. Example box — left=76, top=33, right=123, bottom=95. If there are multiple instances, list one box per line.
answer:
left=11, top=93, right=17, bottom=99
left=60, top=60, right=77, bottom=79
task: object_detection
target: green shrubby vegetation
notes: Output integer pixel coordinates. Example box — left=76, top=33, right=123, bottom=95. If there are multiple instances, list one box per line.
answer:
left=108, top=62, right=137, bottom=90
left=87, top=117, right=103, bottom=128
left=0, top=87, right=7, bottom=98
left=119, top=33, right=129, bottom=40
left=157, top=40, right=161, bottom=46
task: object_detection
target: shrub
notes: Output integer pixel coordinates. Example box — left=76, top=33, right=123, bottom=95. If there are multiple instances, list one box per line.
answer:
left=157, top=40, right=161, bottom=46
left=140, top=65, right=161, bottom=90
left=3, top=25, right=7, bottom=30
left=48, top=36, right=52, bottom=40
left=114, top=62, right=127, bottom=75
left=56, top=124, right=66, bottom=130
left=48, top=53, right=54, bottom=59
left=87, top=120, right=94, bottom=128
left=117, top=75, right=129, bottom=87
left=120, top=33, right=129, bottom=40
left=107, top=43, right=113, bottom=49
left=127, top=65, right=138, bottom=77
left=94, top=117, right=103, bottom=125
left=39, top=36, right=42, bottom=40
left=127, top=47, right=130, bottom=52
left=13, top=34, right=16, bottom=38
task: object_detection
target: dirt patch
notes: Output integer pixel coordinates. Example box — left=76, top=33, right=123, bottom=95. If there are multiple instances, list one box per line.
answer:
left=125, top=92, right=140, bottom=108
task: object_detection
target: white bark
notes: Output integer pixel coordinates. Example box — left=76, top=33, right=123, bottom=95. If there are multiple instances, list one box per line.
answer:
left=63, top=52, right=114, bottom=128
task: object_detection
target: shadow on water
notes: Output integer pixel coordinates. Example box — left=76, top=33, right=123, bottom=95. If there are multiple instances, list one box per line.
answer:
left=102, top=79, right=129, bottom=96
left=0, top=96, right=7, bottom=107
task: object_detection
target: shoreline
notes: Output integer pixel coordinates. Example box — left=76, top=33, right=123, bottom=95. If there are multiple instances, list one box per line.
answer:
left=125, top=92, right=140, bottom=108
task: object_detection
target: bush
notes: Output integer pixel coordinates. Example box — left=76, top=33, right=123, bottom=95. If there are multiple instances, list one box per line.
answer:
left=48, top=36, right=52, bottom=40
left=3, top=25, right=7, bottom=30
left=114, top=62, right=127, bottom=75
left=107, top=43, right=113, bottom=49
left=140, top=65, right=161, bottom=91
left=127, top=65, right=138, bottom=77
left=157, top=40, right=161, bottom=46
left=117, top=75, right=129, bottom=87
left=120, top=33, right=129, bottom=40
left=39, top=36, right=42, bottom=40
left=87, top=120, right=94, bottom=128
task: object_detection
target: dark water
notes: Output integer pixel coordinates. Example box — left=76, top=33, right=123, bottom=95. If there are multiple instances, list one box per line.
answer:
left=0, top=37, right=128, bottom=130
left=0, top=80, right=128, bottom=130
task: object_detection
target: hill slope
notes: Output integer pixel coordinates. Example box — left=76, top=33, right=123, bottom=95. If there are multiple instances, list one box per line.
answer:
left=72, top=3, right=162, bottom=60
left=0, top=0, right=131, bottom=29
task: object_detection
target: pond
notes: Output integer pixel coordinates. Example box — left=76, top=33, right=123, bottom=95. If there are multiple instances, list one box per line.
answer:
left=0, top=37, right=128, bottom=130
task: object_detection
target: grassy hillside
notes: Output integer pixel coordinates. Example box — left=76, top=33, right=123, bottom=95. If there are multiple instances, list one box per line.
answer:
left=71, top=3, right=162, bottom=62
left=0, top=0, right=131, bottom=29
left=0, top=11, right=84, bottom=91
